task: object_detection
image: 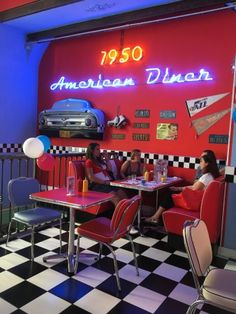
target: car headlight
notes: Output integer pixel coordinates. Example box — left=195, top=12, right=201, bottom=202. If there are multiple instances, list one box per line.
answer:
left=40, top=117, right=45, bottom=125
left=85, top=116, right=96, bottom=127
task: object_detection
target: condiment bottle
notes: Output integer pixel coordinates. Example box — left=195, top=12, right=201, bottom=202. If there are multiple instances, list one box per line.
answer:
left=144, top=170, right=150, bottom=181
left=82, top=177, right=88, bottom=193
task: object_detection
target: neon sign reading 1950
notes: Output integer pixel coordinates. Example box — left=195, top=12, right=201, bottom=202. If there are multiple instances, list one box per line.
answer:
left=50, top=67, right=213, bottom=91
left=101, top=46, right=143, bottom=65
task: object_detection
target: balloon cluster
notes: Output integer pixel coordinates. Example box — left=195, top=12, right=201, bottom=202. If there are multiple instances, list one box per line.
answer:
left=22, top=135, right=55, bottom=171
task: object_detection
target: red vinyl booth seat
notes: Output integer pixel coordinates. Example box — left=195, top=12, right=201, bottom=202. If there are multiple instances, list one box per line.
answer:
left=162, top=180, right=225, bottom=245
left=68, top=160, right=116, bottom=215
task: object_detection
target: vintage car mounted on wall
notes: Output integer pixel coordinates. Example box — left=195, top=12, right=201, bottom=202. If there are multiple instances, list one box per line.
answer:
left=39, top=98, right=105, bottom=139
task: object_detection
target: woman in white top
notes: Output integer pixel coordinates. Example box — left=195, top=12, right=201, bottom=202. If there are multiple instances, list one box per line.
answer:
left=145, top=154, right=220, bottom=224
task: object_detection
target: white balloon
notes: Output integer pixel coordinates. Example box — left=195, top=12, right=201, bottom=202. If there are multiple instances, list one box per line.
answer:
left=23, top=137, right=44, bottom=159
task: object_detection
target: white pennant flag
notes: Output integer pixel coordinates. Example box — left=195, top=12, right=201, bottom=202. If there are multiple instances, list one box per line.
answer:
left=192, top=108, right=230, bottom=136
left=186, top=92, right=229, bottom=117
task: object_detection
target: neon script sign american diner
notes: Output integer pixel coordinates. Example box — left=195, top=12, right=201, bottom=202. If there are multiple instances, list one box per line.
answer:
left=50, top=67, right=213, bottom=91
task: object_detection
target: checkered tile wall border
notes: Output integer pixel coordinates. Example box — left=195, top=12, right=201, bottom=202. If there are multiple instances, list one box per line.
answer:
left=49, top=145, right=226, bottom=172
left=225, top=166, right=236, bottom=183
left=0, top=143, right=22, bottom=153
left=1, top=143, right=230, bottom=179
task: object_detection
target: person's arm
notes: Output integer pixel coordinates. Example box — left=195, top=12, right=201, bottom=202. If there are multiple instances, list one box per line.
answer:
left=190, top=180, right=205, bottom=190
left=120, top=160, right=129, bottom=178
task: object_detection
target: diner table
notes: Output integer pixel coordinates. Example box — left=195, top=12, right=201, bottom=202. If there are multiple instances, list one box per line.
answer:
left=110, top=176, right=182, bottom=231
left=30, top=188, right=113, bottom=273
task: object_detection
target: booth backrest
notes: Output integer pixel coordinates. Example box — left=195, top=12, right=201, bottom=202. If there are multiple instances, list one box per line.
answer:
left=162, top=179, right=225, bottom=244
left=68, top=160, right=85, bottom=179
left=200, top=180, right=224, bottom=244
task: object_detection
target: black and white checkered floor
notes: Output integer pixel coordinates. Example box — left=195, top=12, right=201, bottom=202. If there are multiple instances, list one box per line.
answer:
left=0, top=223, right=235, bottom=314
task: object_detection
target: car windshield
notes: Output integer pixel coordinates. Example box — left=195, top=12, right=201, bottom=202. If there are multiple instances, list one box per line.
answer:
left=51, top=99, right=91, bottom=111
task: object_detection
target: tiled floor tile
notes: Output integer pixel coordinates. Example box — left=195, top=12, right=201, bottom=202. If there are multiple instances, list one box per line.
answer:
left=97, top=275, right=136, bottom=299
left=142, top=247, right=172, bottom=262
left=153, top=262, right=187, bottom=282
left=155, top=297, right=189, bottom=314
left=7, top=261, right=47, bottom=280
left=140, top=273, right=178, bottom=296
left=164, top=254, right=190, bottom=270
left=38, top=227, right=66, bottom=237
left=77, top=237, right=97, bottom=249
left=109, top=300, right=150, bottom=314
left=107, top=248, right=137, bottom=263
left=36, top=238, right=65, bottom=250
left=49, top=278, right=93, bottom=303
left=0, top=297, right=17, bottom=314
left=73, top=266, right=111, bottom=287
left=21, top=292, right=70, bottom=314
left=124, top=285, right=166, bottom=313
left=1, top=281, right=45, bottom=308
left=27, top=268, right=68, bottom=290
left=0, top=253, right=28, bottom=270
left=0, top=271, right=24, bottom=293
left=1, top=239, right=31, bottom=253
left=224, top=259, right=236, bottom=271
left=112, top=238, right=129, bottom=248
left=136, top=255, right=161, bottom=272
left=74, top=289, right=120, bottom=314
left=60, top=304, right=91, bottom=313
left=133, top=236, right=159, bottom=247
left=118, top=264, right=150, bottom=284
left=168, top=283, right=198, bottom=305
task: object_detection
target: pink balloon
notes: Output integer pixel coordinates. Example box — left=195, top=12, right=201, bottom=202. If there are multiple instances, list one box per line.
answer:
left=36, top=153, right=55, bottom=171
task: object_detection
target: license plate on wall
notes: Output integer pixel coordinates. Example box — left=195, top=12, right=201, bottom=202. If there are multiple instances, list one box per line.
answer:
left=59, top=130, right=71, bottom=138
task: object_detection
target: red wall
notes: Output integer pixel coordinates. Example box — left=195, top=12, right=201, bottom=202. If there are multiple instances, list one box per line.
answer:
left=38, top=10, right=236, bottom=159
left=0, top=0, right=36, bottom=11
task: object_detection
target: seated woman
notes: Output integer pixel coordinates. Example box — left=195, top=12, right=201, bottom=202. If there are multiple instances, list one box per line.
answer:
left=145, top=154, right=220, bottom=224
left=120, top=149, right=146, bottom=179
left=85, top=143, right=127, bottom=206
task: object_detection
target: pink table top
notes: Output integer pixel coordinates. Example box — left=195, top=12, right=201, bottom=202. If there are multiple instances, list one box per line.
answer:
left=30, top=188, right=113, bottom=210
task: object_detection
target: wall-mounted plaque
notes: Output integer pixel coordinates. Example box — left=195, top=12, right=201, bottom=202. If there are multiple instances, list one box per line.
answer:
left=160, top=110, right=176, bottom=119
left=112, top=134, right=126, bottom=140
left=209, top=134, right=228, bottom=144
left=132, top=133, right=150, bottom=141
left=156, top=123, right=178, bottom=140
left=133, top=122, right=150, bottom=129
left=135, top=110, right=150, bottom=118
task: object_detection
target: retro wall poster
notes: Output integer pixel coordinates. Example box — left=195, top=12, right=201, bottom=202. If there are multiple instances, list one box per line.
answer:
left=192, top=109, right=230, bottom=136
left=186, top=93, right=229, bottom=118
left=156, top=123, right=178, bottom=140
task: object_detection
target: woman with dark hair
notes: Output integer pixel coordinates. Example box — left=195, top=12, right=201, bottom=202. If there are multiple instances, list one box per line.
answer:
left=120, top=149, right=146, bottom=178
left=145, top=154, right=220, bottom=224
left=85, top=143, right=127, bottom=206
left=195, top=149, right=224, bottom=180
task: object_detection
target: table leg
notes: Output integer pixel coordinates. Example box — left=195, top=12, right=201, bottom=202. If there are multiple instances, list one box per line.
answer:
left=42, top=206, right=75, bottom=273
left=137, top=190, right=142, bottom=231
left=67, top=206, right=75, bottom=273
left=136, top=189, right=159, bottom=236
